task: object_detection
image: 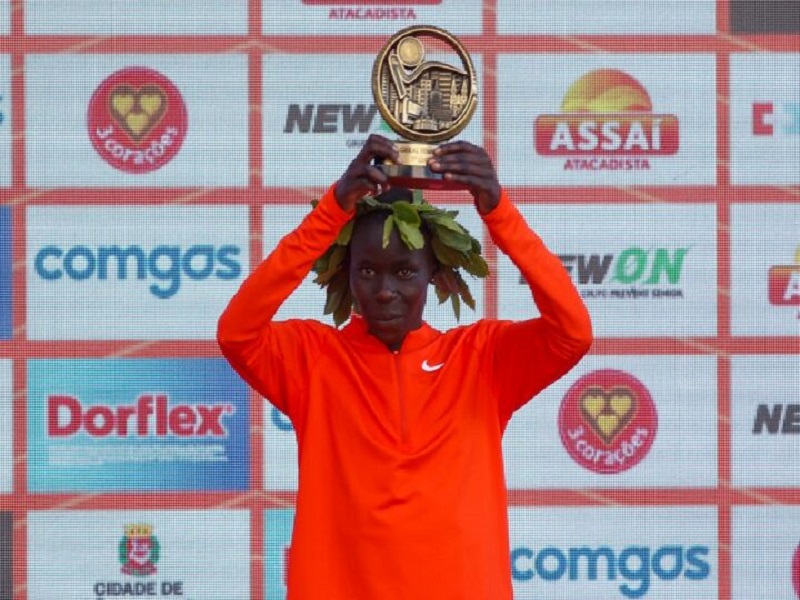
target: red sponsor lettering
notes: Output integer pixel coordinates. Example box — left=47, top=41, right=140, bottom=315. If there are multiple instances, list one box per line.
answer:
left=768, top=266, right=800, bottom=306
left=47, top=394, right=233, bottom=438
left=752, top=102, right=774, bottom=135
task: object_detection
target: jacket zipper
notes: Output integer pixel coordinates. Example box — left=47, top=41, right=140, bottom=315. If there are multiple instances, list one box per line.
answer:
left=393, top=351, right=409, bottom=448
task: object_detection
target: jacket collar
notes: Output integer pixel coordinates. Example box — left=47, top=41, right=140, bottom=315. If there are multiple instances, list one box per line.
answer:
left=341, top=314, right=440, bottom=353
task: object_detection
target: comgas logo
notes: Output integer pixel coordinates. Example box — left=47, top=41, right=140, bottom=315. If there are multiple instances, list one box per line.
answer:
left=535, top=69, right=679, bottom=171
left=511, top=544, right=711, bottom=599
left=87, top=66, right=187, bottom=173
left=753, top=101, right=800, bottom=137
left=34, top=243, right=242, bottom=299
left=558, top=369, right=658, bottom=474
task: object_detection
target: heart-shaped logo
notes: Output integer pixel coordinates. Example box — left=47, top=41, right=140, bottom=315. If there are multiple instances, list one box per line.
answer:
left=579, top=386, right=636, bottom=445
left=109, top=84, right=167, bottom=142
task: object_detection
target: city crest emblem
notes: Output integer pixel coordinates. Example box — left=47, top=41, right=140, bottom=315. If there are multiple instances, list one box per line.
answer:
left=119, top=523, right=160, bottom=577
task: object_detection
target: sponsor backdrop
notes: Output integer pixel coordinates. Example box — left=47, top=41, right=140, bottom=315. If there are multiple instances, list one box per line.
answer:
left=0, top=1, right=797, bottom=599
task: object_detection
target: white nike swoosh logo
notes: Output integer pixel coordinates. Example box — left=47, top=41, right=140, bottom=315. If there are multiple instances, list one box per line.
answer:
left=421, top=360, right=444, bottom=372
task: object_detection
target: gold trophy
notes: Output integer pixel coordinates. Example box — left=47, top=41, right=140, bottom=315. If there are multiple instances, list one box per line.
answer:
left=371, top=25, right=478, bottom=190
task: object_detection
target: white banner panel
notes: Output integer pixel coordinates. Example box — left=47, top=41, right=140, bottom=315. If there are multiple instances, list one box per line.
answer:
left=731, top=354, right=800, bottom=487
left=497, top=0, right=716, bottom=35
left=733, top=506, right=800, bottom=600
left=730, top=203, right=800, bottom=336
left=263, top=53, right=483, bottom=188
left=262, top=0, right=482, bottom=36
left=27, top=205, right=249, bottom=340
left=26, top=54, right=248, bottom=187
left=509, top=506, right=718, bottom=600
left=28, top=510, right=250, bottom=600
left=25, top=0, right=248, bottom=35
left=0, top=360, right=10, bottom=493
left=497, top=53, right=716, bottom=187
left=0, top=54, right=10, bottom=187
left=730, top=53, right=800, bottom=185
left=503, top=355, right=718, bottom=489
left=497, top=203, right=718, bottom=337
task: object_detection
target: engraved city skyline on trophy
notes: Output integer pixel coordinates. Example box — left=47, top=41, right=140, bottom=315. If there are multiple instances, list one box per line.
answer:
left=372, top=25, right=477, bottom=189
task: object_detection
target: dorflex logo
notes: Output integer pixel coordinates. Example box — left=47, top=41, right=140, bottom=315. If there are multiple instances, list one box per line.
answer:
left=48, top=393, right=234, bottom=438
left=88, top=66, right=187, bottom=173
left=535, top=69, right=678, bottom=172
left=768, top=246, right=800, bottom=319
left=284, top=101, right=391, bottom=149
left=753, top=101, right=800, bottom=138
left=511, top=543, right=711, bottom=599
left=525, top=246, right=689, bottom=301
left=28, top=358, right=250, bottom=492
left=303, top=0, right=439, bottom=21
left=34, top=242, right=241, bottom=299
left=558, top=369, right=657, bottom=474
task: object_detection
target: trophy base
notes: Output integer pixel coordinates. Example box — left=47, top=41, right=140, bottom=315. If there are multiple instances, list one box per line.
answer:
left=374, top=141, right=469, bottom=191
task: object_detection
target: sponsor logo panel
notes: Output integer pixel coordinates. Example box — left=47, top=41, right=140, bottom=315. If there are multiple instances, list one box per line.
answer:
left=0, top=206, right=10, bottom=340
left=730, top=0, right=800, bottom=34
left=266, top=509, right=295, bottom=600
left=497, top=54, right=716, bottom=187
left=26, top=204, right=248, bottom=340
left=731, top=204, right=800, bottom=336
left=503, top=355, right=717, bottom=489
left=730, top=53, right=800, bottom=185
left=731, top=355, right=800, bottom=488
left=26, top=54, right=248, bottom=187
left=28, top=510, right=250, bottom=599
left=0, top=360, right=11, bottom=493
left=0, top=54, right=10, bottom=187
left=509, top=506, right=717, bottom=599
left=0, top=511, right=10, bottom=600
left=263, top=0, right=481, bottom=35
left=25, top=0, right=248, bottom=35
left=497, top=203, right=717, bottom=337
left=263, top=53, right=483, bottom=188
left=733, top=506, right=800, bottom=599
left=27, top=358, right=250, bottom=492
left=497, top=0, right=716, bottom=35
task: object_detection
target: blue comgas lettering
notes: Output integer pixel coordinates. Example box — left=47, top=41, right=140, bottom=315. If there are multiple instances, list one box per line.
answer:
left=511, top=544, right=711, bottom=599
left=618, top=546, right=651, bottom=598
left=272, top=407, right=294, bottom=432
left=34, top=244, right=242, bottom=298
left=510, top=547, right=534, bottom=581
left=34, top=245, right=63, bottom=280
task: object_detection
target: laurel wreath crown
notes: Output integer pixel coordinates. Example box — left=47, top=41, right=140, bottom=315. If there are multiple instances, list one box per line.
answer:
left=312, top=190, right=489, bottom=326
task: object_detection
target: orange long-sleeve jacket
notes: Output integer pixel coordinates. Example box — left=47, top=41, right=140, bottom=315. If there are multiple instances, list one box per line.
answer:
left=218, top=185, right=592, bottom=599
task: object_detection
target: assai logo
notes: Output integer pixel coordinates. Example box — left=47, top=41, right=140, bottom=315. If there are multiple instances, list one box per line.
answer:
left=511, top=543, right=711, bottom=599
left=535, top=69, right=679, bottom=171
left=768, top=246, right=800, bottom=319
left=793, top=543, right=800, bottom=597
left=752, top=403, right=799, bottom=435
left=753, top=101, right=800, bottom=137
left=48, top=393, right=235, bottom=438
left=87, top=67, right=187, bottom=173
left=303, top=0, right=440, bottom=21
left=558, top=369, right=658, bottom=474
left=120, top=523, right=159, bottom=577
left=34, top=242, right=242, bottom=299
left=284, top=102, right=391, bottom=148
left=524, top=246, right=690, bottom=301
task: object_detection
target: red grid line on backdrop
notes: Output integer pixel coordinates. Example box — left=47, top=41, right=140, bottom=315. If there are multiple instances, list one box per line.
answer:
left=0, top=0, right=798, bottom=598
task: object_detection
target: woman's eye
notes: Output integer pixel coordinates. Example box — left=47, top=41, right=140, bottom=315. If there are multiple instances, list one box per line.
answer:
left=359, top=267, right=374, bottom=277
left=398, top=269, right=414, bottom=278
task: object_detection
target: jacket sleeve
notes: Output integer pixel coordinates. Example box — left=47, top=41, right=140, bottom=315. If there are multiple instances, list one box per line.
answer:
left=482, top=189, right=593, bottom=422
left=217, top=184, right=353, bottom=419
